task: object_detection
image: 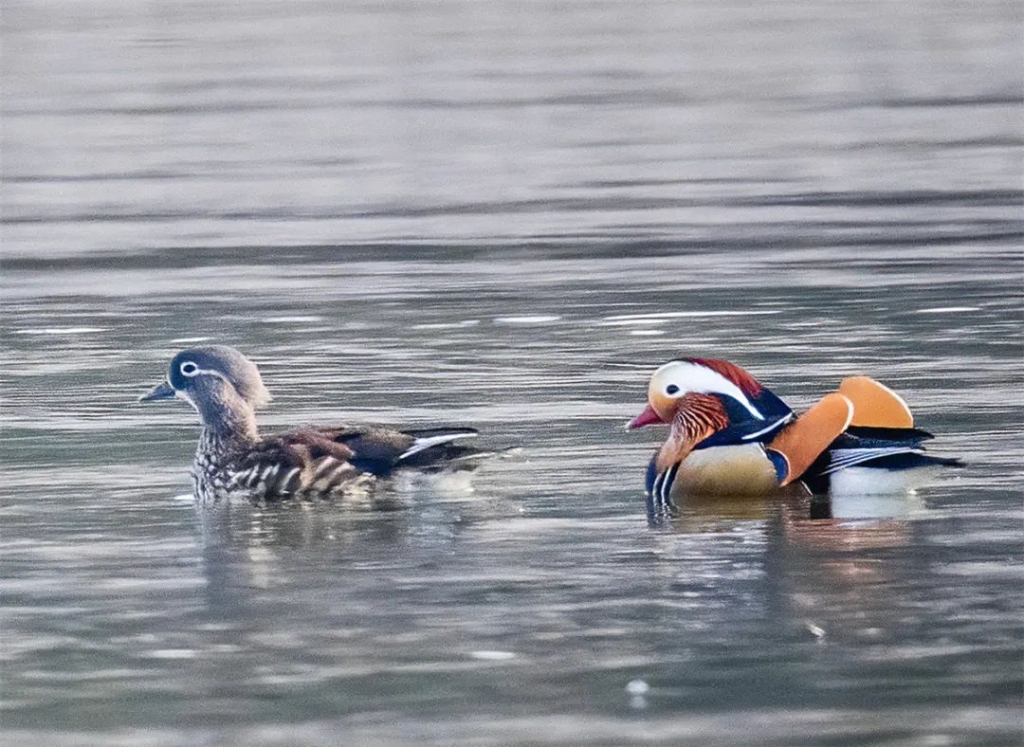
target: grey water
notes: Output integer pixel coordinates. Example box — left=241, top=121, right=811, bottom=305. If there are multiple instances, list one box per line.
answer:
left=2, top=1, right=1022, bottom=745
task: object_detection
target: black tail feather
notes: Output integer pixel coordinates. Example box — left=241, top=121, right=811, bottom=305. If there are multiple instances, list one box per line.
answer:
left=840, top=426, right=935, bottom=446
left=865, top=453, right=965, bottom=470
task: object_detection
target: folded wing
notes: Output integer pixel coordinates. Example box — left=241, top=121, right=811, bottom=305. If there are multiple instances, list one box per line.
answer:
left=226, top=425, right=482, bottom=498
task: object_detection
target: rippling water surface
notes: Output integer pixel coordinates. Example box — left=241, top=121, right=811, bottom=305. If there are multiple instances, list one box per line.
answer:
left=2, top=1, right=1022, bottom=745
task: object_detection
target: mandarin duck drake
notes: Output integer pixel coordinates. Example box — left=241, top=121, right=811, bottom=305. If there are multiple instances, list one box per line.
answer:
left=627, top=357, right=962, bottom=503
left=140, top=346, right=484, bottom=502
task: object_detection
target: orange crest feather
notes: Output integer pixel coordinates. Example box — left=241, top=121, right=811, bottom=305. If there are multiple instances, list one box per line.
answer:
left=684, top=358, right=763, bottom=396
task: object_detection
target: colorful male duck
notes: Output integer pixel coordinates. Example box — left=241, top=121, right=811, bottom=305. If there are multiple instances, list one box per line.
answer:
left=140, top=346, right=483, bottom=501
left=627, top=357, right=961, bottom=502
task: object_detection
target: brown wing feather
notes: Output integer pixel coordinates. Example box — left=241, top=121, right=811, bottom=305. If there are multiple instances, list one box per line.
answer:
left=226, top=424, right=478, bottom=498
left=228, top=430, right=359, bottom=498
left=314, top=426, right=416, bottom=465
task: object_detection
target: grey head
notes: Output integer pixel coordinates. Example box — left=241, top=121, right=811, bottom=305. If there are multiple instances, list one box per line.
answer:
left=140, top=346, right=272, bottom=426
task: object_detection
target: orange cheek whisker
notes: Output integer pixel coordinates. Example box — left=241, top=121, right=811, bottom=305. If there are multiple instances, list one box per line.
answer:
left=655, top=393, right=731, bottom=472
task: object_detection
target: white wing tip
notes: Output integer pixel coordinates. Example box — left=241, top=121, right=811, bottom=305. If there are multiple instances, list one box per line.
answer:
left=398, top=431, right=478, bottom=461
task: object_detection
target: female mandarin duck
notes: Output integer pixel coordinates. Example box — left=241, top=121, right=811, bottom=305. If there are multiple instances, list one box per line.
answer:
left=627, top=357, right=961, bottom=502
left=140, top=346, right=483, bottom=502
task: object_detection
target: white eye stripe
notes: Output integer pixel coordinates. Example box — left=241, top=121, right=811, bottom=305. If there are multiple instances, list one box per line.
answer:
left=178, top=362, right=231, bottom=384
left=652, top=362, right=764, bottom=420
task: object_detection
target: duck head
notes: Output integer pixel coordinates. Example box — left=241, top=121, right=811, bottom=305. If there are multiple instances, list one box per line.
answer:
left=627, top=357, right=769, bottom=444
left=140, top=345, right=271, bottom=437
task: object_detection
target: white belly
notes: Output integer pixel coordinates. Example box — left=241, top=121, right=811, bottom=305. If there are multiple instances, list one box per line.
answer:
left=673, top=444, right=780, bottom=497
left=829, top=465, right=940, bottom=496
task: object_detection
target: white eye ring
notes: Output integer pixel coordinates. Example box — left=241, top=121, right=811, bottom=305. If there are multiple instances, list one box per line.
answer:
left=180, top=361, right=200, bottom=377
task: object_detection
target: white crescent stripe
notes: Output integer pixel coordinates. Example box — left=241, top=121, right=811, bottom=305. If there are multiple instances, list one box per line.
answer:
left=741, top=414, right=793, bottom=440
left=653, top=362, right=764, bottom=420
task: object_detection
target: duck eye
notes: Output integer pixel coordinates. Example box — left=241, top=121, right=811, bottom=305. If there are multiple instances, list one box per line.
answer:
left=179, top=361, right=199, bottom=377
left=666, top=384, right=680, bottom=395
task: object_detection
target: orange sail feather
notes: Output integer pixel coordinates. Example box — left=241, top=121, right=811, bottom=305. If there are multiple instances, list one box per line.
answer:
left=767, top=393, right=854, bottom=486
left=838, top=376, right=914, bottom=428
